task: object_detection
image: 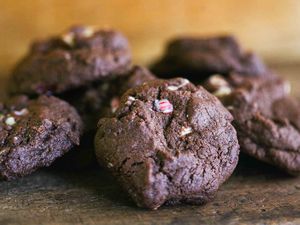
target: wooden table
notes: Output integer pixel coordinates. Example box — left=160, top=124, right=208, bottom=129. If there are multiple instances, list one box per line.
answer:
left=0, top=65, right=299, bottom=225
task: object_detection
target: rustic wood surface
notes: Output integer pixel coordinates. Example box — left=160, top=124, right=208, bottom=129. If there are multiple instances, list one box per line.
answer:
left=0, top=65, right=299, bottom=225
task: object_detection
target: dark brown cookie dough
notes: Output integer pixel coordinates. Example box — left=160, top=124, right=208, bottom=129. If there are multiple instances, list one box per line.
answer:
left=204, top=74, right=300, bottom=174
left=99, top=65, right=157, bottom=118
left=0, top=95, right=83, bottom=180
left=95, top=78, right=239, bottom=209
left=55, top=66, right=156, bottom=169
left=151, top=35, right=267, bottom=83
left=7, top=25, right=133, bottom=169
left=9, top=25, right=132, bottom=95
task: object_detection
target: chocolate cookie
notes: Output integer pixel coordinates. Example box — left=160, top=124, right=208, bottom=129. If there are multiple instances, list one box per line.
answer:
left=95, top=78, right=239, bottom=209
left=9, top=25, right=132, bottom=95
left=7, top=25, right=133, bottom=169
left=204, top=74, right=300, bottom=174
left=55, top=66, right=156, bottom=168
left=151, top=35, right=267, bottom=83
left=0, top=95, right=82, bottom=180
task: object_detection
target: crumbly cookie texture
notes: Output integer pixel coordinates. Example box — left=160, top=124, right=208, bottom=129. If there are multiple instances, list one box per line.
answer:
left=151, top=35, right=267, bottom=83
left=204, top=73, right=300, bottom=174
left=0, top=95, right=82, bottom=180
left=95, top=78, right=239, bottom=209
left=9, top=25, right=132, bottom=95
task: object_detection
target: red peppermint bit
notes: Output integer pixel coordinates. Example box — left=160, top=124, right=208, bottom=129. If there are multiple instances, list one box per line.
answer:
left=111, top=97, right=120, bottom=113
left=154, top=99, right=173, bottom=114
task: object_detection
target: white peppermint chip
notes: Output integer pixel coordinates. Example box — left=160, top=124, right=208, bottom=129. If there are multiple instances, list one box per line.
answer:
left=213, top=86, right=232, bottom=97
left=209, top=74, right=228, bottom=87
left=125, top=96, right=136, bottom=106
left=82, top=26, right=95, bottom=37
left=167, top=86, right=179, bottom=91
left=167, top=78, right=190, bottom=91
left=5, top=117, right=16, bottom=126
left=13, top=108, right=29, bottom=116
left=227, top=106, right=234, bottom=111
left=180, top=78, right=190, bottom=86
left=180, top=126, right=192, bottom=137
left=61, top=32, right=75, bottom=46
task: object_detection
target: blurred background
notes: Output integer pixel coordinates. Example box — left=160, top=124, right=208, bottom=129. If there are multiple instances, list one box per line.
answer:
left=1, top=0, right=300, bottom=78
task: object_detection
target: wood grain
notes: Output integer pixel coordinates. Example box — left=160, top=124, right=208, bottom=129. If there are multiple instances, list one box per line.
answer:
left=0, top=156, right=299, bottom=225
left=0, top=65, right=299, bottom=225
left=1, top=0, right=300, bottom=77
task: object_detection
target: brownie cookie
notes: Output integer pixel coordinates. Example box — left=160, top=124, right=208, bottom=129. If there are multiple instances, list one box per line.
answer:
left=0, top=95, right=82, bottom=180
left=204, top=74, right=300, bottom=174
left=55, top=66, right=156, bottom=169
left=7, top=25, right=132, bottom=169
left=95, top=78, right=239, bottom=209
left=151, top=35, right=267, bottom=83
left=9, top=25, right=132, bottom=95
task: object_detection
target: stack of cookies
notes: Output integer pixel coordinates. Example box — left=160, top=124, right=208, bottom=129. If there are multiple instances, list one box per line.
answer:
left=0, top=26, right=299, bottom=210
left=6, top=25, right=156, bottom=170
left=151, top=36, right=300, bottom=175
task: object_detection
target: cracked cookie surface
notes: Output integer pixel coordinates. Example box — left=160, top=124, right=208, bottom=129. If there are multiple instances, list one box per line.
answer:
left=204, top=73, right=300, bottom=174
left=151, top=35, right=266, bottom=83
left=95, top=78, right=239, bottom=209
left=0, top=95, right=82, bottom=180
left=9, top=25, right=132, bottom=95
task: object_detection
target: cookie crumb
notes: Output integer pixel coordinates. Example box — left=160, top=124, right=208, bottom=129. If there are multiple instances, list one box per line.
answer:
left=154, top=99, right=173, bottom=114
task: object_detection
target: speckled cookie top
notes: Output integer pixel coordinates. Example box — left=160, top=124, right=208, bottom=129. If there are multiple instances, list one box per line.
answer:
left=95, top=78, right=239, bottom=209
left=204, top=73, right=300, bottom=174
left=9, top=25, right=132, bottom=95
left=0, top=95, right=83, bottom=180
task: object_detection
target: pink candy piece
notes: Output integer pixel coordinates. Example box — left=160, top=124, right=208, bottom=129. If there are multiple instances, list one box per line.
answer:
left=154, top=99, right=173, bottom=114
left=111, top=97, right=120, bottom=113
